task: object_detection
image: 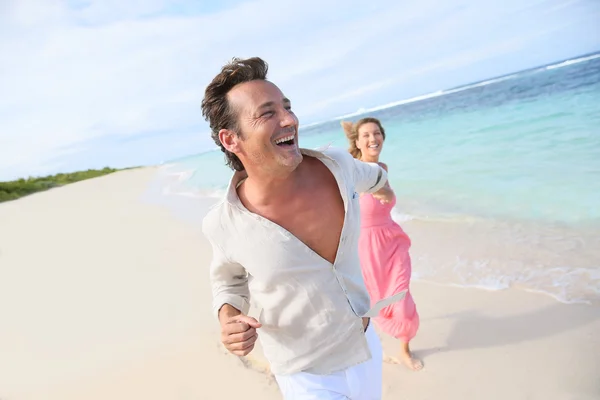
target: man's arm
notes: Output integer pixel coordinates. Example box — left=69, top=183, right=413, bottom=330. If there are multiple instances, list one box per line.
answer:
left=206, top=237, right=250, bottom=321
left=203, top=214, right=260, bottom=356
left=352, top=157, right=389, bottom=194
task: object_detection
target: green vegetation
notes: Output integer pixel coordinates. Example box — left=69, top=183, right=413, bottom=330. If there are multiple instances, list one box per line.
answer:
left=0, top=167, right=129, bottom=203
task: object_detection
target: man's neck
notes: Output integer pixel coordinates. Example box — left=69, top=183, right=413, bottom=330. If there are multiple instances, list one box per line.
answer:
left=239, top=161, right=306, bottom=207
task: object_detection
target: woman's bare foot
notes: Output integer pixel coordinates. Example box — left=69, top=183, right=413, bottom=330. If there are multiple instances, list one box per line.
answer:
left=400, top=352, right=424, bottom=371
left=383, top=353, right=424, bottom=370
left=401, top=341, right=423, bottom=371
left=383, top=341, right=423, bottom=371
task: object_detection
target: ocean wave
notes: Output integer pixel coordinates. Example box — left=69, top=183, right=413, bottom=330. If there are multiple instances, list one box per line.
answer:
left=151, top=177, right=600, bottom=306
left=155, top=179, right=600, bottom=306
left=162, top=147, right=221, bottom=165
left=327, top=52, right=599, bottom=121
left=413, top=265, right=600, bottom=305
left=332, top=91, right=447, bottom=119
left=160, top=181, right=226, bottom=199
left=545, top=53, right=600, bottom=71
left=330, top=74, right=526, bottom=120
left=405, top=214, right=600, bottom=305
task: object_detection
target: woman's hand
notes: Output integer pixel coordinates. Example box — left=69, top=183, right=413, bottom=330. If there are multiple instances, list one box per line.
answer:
left=372, top=184, right=394, bottom=204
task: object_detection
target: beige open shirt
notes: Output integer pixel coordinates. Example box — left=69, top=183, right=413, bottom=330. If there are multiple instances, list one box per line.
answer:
left=202, top=146, right=405, bottom=376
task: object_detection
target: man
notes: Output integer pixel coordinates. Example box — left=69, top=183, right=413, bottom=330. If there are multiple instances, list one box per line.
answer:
left=201, top=57, right=399, bottom=399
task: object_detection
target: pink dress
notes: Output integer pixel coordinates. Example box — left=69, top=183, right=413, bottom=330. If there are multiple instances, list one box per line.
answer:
left=358, top=188, right=419, bottom=342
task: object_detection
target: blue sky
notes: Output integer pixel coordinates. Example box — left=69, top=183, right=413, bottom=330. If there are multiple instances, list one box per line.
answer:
left=0, top=0, right=599, bottom=180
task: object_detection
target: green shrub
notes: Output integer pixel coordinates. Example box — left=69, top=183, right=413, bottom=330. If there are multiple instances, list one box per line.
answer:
left=0, top=167, right=129, bottom=203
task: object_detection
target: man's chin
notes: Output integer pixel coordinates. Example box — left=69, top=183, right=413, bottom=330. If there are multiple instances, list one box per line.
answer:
left=279, top=150, right=303, bottom=168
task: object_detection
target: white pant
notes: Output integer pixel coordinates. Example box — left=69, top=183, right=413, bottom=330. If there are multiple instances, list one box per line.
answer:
left=274, top=324, right=383, bottom=399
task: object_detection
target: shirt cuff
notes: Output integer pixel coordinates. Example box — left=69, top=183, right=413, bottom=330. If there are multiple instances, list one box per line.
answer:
left=213, top=294, right=250, bottom=320
left=367, top=166, right=388, bottom=193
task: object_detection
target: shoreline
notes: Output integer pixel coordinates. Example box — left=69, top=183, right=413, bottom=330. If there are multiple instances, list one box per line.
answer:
left=150, top=164, right=600, bottom=306
left=1, top=167, right=599, bottom=399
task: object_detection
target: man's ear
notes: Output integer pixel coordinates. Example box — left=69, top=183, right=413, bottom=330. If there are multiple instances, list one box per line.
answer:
left=218, top=129, right=241, bottom=153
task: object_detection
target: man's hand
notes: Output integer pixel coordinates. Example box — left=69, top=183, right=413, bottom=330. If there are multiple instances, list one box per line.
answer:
left=218, top=305, right=262, bottom=356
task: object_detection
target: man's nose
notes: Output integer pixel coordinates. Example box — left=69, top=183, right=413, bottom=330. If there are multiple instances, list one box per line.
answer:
left=280, top=108, right=297, bottom=127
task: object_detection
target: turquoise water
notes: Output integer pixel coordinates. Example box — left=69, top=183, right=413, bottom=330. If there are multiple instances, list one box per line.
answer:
left=308, top=88, right=600, bottom=225
left=154, top=53, right=600, bottom=304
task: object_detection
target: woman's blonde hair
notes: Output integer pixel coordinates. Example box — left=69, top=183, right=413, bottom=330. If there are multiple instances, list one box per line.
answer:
left=341, top=117, right=386, bottom=159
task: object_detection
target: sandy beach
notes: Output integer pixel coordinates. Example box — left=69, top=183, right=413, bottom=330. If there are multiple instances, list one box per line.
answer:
left=1, top=167, right=598, bottom=400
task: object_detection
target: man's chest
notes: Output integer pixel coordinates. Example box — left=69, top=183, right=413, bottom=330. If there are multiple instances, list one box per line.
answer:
left=265, top=188, right=345, bottom=264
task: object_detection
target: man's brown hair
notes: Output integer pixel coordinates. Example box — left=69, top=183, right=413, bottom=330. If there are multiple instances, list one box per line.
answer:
left=201, top=57, right=269, bottom=171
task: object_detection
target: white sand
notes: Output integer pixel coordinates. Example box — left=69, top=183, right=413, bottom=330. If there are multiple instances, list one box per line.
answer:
left=0, top=168, right=598, bottom=400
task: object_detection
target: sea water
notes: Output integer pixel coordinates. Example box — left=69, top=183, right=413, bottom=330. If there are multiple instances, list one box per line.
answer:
left=153, top=53, right=600, bottom=304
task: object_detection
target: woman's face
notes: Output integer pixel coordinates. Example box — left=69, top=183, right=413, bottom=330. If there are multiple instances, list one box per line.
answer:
left=356, top=122, right=384, bottom=159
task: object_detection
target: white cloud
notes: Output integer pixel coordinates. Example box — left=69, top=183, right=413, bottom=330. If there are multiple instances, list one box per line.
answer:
left=0, top=0, right=598, bottom=180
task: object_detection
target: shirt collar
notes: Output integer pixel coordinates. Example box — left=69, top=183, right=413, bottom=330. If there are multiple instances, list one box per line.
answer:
left=225, top=147, right=335, bottom=208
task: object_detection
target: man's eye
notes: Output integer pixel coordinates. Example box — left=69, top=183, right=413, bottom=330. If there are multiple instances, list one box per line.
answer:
left=262, top=111, right=274, bottom=117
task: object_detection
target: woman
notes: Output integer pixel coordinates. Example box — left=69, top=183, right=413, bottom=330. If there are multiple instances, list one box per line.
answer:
left=342, top=118, right=423, bottom=371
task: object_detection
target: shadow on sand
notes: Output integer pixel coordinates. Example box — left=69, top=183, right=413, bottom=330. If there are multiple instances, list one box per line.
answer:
left=416, top=302, right=599, bottom=359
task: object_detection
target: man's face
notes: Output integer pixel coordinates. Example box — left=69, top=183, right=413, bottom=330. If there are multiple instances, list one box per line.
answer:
left=220, top=80, right=302, bottom=175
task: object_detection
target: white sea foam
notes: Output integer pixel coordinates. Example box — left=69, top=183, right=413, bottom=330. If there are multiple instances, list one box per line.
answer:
left=412, top=261, right=600, bottom=305
left=325, top=53, right=599, bottom=122
left=545, top=53, right=600, bottom=70
left=152, top=175, right=600, bottom=306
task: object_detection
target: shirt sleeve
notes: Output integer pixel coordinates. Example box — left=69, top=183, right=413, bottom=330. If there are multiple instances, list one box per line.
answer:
left=206, top=237, right=250, bottom=319
left=352, top=158, right=388, bottom=194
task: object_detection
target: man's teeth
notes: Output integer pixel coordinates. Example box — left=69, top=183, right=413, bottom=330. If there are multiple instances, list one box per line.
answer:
left=275, top=135, right=295, bottom=144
